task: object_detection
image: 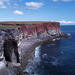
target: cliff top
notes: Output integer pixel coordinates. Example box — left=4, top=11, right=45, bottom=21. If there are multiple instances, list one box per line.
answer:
left=0, top=21, right=59, bottom=24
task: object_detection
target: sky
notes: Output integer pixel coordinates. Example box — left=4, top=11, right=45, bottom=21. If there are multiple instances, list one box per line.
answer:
left=0, top=0, right=75, bottom=25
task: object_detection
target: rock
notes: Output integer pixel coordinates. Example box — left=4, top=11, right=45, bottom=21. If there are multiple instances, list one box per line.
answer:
left=32, top=72, right=34, bottom=74
left=23, top=71, right=30, bottom=74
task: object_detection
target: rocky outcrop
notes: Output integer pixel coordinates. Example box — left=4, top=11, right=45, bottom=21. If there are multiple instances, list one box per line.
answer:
left=0, top=21, right=69, bottom=75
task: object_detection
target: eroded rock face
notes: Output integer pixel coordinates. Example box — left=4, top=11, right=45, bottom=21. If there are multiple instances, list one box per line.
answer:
left=0, top=28, right=25, bottom=75
left=0, top=28, right=22, bottom=67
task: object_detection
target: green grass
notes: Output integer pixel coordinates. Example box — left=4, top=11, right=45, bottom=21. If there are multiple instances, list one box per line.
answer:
left=0, top=25, right=18, bottom=29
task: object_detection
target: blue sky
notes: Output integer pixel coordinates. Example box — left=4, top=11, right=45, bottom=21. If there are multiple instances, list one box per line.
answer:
left=0, top=0, right=75, bottom=25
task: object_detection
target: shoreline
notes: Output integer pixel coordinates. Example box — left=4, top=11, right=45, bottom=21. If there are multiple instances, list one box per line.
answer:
left=0, top=21, right=70, bottom=75
left=0, top=32, right=70, bottom=75
left=19, top=33, right=69, bottom=71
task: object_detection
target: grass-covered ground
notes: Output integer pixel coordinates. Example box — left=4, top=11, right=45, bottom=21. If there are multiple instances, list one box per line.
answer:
left=0, top=25, right=18, bottom=29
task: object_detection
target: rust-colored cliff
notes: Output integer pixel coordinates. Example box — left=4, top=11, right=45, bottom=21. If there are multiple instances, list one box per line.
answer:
left=0, top=21, right=61, bottom=39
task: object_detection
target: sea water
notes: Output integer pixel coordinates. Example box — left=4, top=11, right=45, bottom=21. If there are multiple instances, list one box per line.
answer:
left=25, top=25, right=75, bottom=75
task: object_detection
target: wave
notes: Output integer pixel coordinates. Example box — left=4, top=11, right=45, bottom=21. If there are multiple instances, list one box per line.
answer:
left=24, top=46, right=41, bottom=74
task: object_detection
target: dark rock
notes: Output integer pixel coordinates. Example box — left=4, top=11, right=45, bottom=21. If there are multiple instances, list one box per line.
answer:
left=24, top=71, right=30, bottom=74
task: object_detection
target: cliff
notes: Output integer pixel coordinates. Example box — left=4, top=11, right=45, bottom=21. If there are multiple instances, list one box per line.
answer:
left=0, top=21, right=69, bottom=75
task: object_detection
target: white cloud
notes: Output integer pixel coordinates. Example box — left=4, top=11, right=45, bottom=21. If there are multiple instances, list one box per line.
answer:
left=0, top=2, right=6, bottom=8
left=59, top=20, right=75, bottom=24
left=13, top=10, right=24, bottom=15
left=52, top=0, right=73, bottom=2
left=25, top=2, right=44, bottom=10
left=0, top=0, right=9, bottom=8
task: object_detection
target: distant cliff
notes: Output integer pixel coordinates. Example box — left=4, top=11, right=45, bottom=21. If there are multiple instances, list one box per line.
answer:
left=0, top=21, right=62, bottom=39
left=19, top=22, right=61, bottom=39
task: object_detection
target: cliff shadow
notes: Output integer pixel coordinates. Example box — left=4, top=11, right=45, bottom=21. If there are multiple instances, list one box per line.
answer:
left=3, top=39, right=19, bottom=63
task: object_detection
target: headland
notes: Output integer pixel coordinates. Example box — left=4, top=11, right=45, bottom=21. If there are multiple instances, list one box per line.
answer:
left=0, top=21, right=69, bottom=75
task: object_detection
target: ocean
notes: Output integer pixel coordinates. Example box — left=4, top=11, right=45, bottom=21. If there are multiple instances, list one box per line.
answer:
left=25, top=25, right=75, bottom=75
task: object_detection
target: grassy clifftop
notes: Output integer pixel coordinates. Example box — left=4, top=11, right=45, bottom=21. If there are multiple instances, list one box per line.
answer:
left=0, top=25, right=18, bottom=29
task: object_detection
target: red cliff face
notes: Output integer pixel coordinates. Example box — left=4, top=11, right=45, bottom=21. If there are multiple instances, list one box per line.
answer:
left=0, top=21, right=61, bottom=38
left=20, top=22, right=61, bottom=36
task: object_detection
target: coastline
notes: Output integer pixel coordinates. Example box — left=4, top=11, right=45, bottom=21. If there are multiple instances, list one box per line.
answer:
left=18, top=32, right=69, bottom=74
left=0, top=22, right=70, bottom=75
left=0, top=28, right=70, bottom=75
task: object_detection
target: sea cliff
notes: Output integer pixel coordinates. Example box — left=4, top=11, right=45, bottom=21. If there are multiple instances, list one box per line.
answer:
left=0, top=21, right=69, bottom=75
